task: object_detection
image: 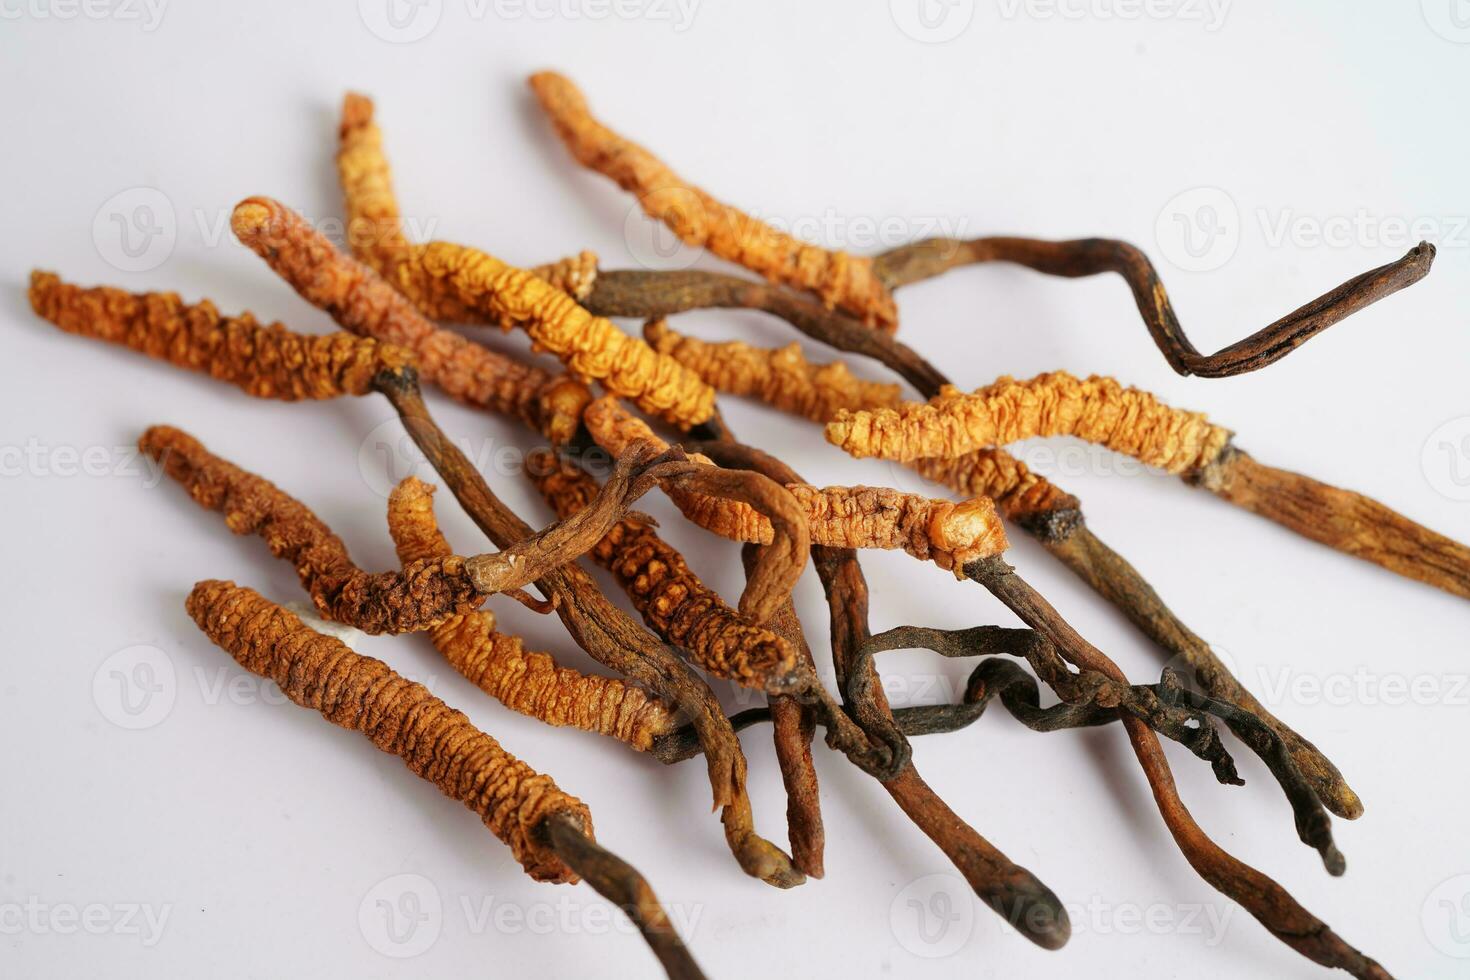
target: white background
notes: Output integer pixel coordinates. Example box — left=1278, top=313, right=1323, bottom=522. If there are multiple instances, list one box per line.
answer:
left=2, top=2, right=1468, bottom=977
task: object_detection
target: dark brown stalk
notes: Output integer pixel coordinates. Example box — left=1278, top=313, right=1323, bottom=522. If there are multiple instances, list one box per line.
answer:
left=858, top=626, right=1344, bottom=876
left=742, top=543, right=826, bottom=878
left=870, top=237, right=1434, bottom=378
left=964, top=555, right=1388, bottom=979
left=693, top=437, right=1070, bottom=952
left=583, top=269, right=948, bottom=395
left=373, top=366, right=803, bottom=889
left=541, top=811, right=708, bottom=980
left=1189, top=446, right=1470, bottom=601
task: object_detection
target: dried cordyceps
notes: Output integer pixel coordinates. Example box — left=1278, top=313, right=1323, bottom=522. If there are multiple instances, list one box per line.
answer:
left=141, top=424, right=684, bottom=634
left=388, top=476, right=680, bottom=749
left=407, top=238, right=717, bottom=430
left=332, top=106, right=717, bottom=431
left=587, top=396, right=1009, bottom=574
left=696, top=439, right=1070, bottom=950
left=221, top=197, right=586, bottom=441
left=826, top=371, right=1233, bottom=474
left=528, top=71, right=898, bottom=333
left=186, top=580, right=704, bottom=979
left=28, top=271, right=412, bottom=400
left=643, top=318, right=901, bottom=422
left=373, top=370, right=804, bottom=888
left=527, top=448, right=802, bottom=694
left=869, top=235, right=1435, bottom=377
left=829, top=372, right=1470, bottom=600
left=338, top=93, right=600, bottom=305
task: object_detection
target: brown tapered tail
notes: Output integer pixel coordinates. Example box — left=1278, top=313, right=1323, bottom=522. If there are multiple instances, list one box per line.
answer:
left=1191, top=447, right=1470, bottom=600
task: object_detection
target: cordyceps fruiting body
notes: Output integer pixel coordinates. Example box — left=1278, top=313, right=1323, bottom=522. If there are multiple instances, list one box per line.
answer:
left=141, top=424, right=688, bottom=634
left=643, top=318, right=901, bottom=422
left=28, top=271, right=413, bottom=400
left=528, top=71, right=899, bottom=332
left=186, top=579, right=591, bottom=882
left=582, top=396, right=1009, bottom=573
left=387, top=476, right=681, bottom=748
left=826, top=371, right=1233, bottom=474
left=338, top=92, right=600, bottom=306
left=224, top=197, right=590, bottom=441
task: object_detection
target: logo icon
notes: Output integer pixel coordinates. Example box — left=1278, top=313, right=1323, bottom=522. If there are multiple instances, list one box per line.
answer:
left=359, top=0, right=442, bottom=43
left=1155, top=187, right=1240, bottom=273
left=93, top=187, right=176, bottom=273
left=93, top=645, right=177, bottom=730
left=1422, top=0, right=1470, bottom=42
left=359, top=873, right=442, bottom=957
left=890, top=873, right=974, bottom=958
left=1423, top=873, right=1470, bottom=958
left=623, top=189, right=704, bottom=271
left=1422, top=417, right=1470, bottom=502
left=890, top=0, right=976, bottom=43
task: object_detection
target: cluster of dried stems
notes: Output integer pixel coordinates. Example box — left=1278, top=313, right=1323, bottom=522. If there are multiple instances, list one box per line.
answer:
left=28, top=71, right=1467, bottom=980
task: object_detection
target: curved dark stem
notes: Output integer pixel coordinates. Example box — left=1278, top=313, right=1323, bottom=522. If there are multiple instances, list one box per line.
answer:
left=585, top=268, right=948, bottom=395
left=373, top=366, right=803, bottom=889
left=861, top=624, right=1245, bottom=788
left=686, top=437, right=1069, bottom=952
left=871, top=237, right=1435, bottom=378
left=541, top=811, right=707, bottom=980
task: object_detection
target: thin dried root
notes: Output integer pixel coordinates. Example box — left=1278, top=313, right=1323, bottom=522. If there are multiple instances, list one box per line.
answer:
left=643, top=318, right=901, bottom=421
left=871, top=236, right=1435, bottom=378
left=539, top=812, right=708, bottom=980
left=387, top=476, right=680, bottom=749
left=1191, top=446, right=1470, bottom=602
left=374, top=372, right=803, bottom=888
left=28, top=271, right=411, bottom=400
left=186, top=579, right=591, bottom=882
left=529, top=71, right=897, bottom=332
left=741, top=542, right=825, bottom=878
left=527, top=449, right=804, bottom=694
left=828, top=371, right=1233, bottom=474
left=142, top=424, right=683, bottom=634
left=227, top=195, right=588, bottom=442
left=964, top=556, right=1388, bottom=978
left=862, top=627, right=1344, bottom=875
